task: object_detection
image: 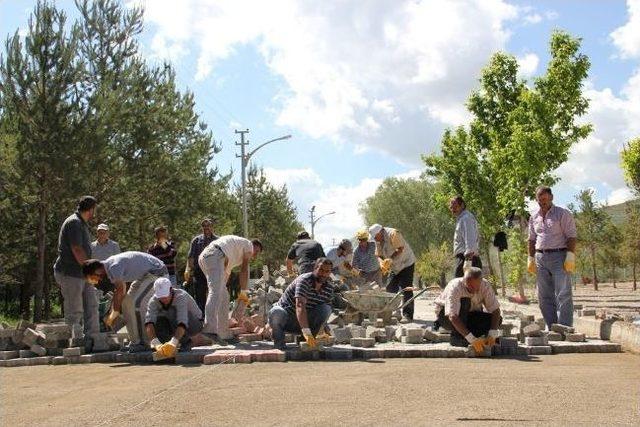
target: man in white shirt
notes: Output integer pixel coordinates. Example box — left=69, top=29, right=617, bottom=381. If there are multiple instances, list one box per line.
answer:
left=198, top=235, right=263, bottom=344
left=449, top=196, right=482, bottom=278
left=434, top=267, right=501, bottom=354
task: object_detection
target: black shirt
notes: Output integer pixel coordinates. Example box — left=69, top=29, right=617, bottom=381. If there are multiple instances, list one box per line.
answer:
left=287, top=239, right=325, bottom=274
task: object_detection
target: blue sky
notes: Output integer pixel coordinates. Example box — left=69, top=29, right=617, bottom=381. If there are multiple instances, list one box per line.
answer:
left=2, top=0, right=639, bottom=246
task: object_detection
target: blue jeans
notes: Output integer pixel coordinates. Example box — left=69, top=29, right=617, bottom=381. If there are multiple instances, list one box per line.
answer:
left=268, top=303, right=332, bottom=349
left=535, top=251, right=573, bottom=327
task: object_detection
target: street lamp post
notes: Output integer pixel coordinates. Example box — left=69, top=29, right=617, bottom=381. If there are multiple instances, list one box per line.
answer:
left=309, top=205, right=336, bottom=239
left=237, top=130, right=292, bottom=237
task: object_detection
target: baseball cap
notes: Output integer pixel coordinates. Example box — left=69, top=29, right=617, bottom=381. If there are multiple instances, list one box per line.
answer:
left=154, top=277, right=172, bottom=298
left=97, top=223, right=109, bottom=231
left=369, top=224, right=383, bottom=238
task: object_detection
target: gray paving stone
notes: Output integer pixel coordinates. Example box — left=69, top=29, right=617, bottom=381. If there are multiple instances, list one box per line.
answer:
left=18, top=349, right=35, bottom=358
left=0, top=350, right=18, bottom=360
left=322, top=347, right=353, bottom=360
left=30, top=344, right=47, bottom=356
left=499, top=337, right=518, bottom=348
left=550, top=323, right=575, bottom=335
left=350, top=337, right=375, bottom=348
left=400, top=335, right=423, bottom=344
left=332, top=327, right=351, bottom=344
left=546, top=331, right=563, bottom=341
left=63, top=347, right=83, bottom=357
left=525, top=336, right=549, bottom=346
left=405, top=328, right=424, bottom=338
left=523, top=345, right=552, bottom=355
left=565, top=333, right=586, bottom=342
left=523, top=323, right=542, bottom=337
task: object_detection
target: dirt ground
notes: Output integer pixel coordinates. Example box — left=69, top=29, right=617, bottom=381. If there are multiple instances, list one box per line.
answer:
left=1, top=353, right=639, bottom=426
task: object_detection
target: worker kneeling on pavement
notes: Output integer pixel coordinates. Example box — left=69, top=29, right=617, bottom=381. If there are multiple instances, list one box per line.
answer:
left=269, top=258, right=334, bottom=351
left=82, top=251, right=170, bottom=351
left=434, top=267, right=502, bottom=352
left=145, top=277, right=208, bottom=359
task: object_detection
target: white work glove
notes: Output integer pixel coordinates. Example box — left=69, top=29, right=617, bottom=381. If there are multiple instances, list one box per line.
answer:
left=150, top=338, right=162, bottom=350
left=465, top=333, right=477, bottom=344
left=488, top=329, right=501, bottom=338
left=169, top=337, right=180, bottom=348
left=466, top=333, right=485, bottom=353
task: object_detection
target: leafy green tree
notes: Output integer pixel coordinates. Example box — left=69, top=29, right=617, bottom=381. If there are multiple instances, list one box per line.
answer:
left=424, top=31, right=591, bottom=298
left=415, top=242, right=454, bottom=288
left=622, top=202, right=640, bottom=291
left=0, top=0, right=235, bottom=320
left=0, top=1, right=83, bottom=321
left=600, top=221, right=623, bottom=288
left=572, top=189, right=611, bottom=291
left=359, top=177, right=453, bottom=256
left=621, top=137, right=640, bottom=195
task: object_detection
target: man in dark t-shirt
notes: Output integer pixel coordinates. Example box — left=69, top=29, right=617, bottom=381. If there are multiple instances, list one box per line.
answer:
left=53, top=196, right=100, bottom=343
left=286, top=231, right=325, bottom=275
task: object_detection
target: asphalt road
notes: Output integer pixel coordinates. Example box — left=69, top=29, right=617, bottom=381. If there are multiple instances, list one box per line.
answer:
left=1, top=353, right=639, bottom=426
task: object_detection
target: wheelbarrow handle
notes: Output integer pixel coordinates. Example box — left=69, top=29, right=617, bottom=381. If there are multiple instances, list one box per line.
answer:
left=382, top=290, right=405, bottom=312
left=398, top=288, right=429, bottom=311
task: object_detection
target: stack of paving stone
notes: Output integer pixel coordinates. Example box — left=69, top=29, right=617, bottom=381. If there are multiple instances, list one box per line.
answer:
left=0, top=321, right=121, bottom=363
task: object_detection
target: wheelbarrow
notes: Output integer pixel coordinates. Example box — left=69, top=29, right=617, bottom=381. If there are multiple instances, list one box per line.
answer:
left=341, top=289, right=405, bottom=324
left=341, top=287, right=434, bottom=324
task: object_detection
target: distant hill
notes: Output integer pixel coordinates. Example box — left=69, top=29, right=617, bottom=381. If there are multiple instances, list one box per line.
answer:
left=603, top=198, right=638, bottom=226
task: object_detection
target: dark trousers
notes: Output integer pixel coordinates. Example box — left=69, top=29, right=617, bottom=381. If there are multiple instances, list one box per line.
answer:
left=437, top=298, right=497, bottom=347
left=454, top=254, right=482, bottom=278
left=386, top=263, right=415, bottom=320
left=154, top=316, right=203, bottom=347
left=193, top=270, right=208, bottom=313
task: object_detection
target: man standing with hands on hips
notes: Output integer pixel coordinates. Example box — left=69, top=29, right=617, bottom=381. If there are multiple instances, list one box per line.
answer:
left=528, top=186, right=577, bottom=328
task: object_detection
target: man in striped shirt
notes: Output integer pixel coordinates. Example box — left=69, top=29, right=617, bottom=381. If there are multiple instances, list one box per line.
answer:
left=268, top=258, right=334, bottom=350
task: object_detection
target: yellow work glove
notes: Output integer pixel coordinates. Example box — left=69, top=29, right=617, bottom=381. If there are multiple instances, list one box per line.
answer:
left=527, top=256, right=537, bottom=274
left=380, top=258, right=392, bottom=275
left=184, top=269, right=192, bottom=283
left=237, top=291, right=249, bottom=305
left=466, top=333, right=485, bottom=354
left=351, top=268, right=360, bottom=277
left=104, top=310, right=120, bottom=328
left=564, top=251, right=576, bottom=273
left=155, top=337, right=179, bottom=358
left=302, top=328, right=317, bottom=348
left=486, top=329, right=501, bottom=347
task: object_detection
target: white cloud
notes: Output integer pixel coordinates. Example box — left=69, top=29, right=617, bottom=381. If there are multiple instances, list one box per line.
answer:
left=607, top=187, right=635, bottom=205
left=517, top=53, right=539, bottom=77
left=611, top=0, right=640, bottom=58
left=556, top=71, right=640, bottom=200
left=523, top=13, right=542, bottom=24
left=263, top=167, right=425, bottom=247
left=136, top=0, right=519, bottom=164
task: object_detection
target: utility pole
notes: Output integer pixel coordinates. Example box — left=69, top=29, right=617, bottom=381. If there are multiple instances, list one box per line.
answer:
left=236, top=130, right=292, bottom=238
left=235, top=129, right=250, bottom=237
left=309, top=205, right=335, bottom=239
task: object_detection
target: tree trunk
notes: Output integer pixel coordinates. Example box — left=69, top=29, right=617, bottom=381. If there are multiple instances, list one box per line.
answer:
left=34, top=181, right=47, bottom=322
left=484, top=242, right=495, bottom=277
left=20, top=273, right=31, bottom=320
left=496, top=249, right=506, bottom=297
left=44, top=270, right=51, bottom=320
left=590, top=246, right=598, bottom=291
left=612, top=266, right=617, bottom=289
left=517, top=223, right=526, bottom=299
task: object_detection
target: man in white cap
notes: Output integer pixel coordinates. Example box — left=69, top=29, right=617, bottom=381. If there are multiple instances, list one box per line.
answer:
left=90, top=223, right=121, bottom=261
left=145, top=277, right=208, bottom=359
left=370, top=224, right=416, bottom=322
